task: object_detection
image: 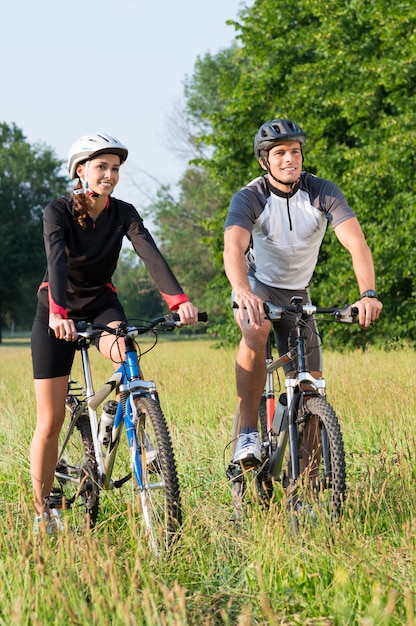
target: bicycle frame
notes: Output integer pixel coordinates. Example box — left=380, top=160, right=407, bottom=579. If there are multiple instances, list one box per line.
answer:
left=54, top=312, right=206, bottom=550
left=59, top=332, right=158, bottom=492
left=264, top=335, right=326, bottom=483
left=262, top=300, right=355, bottom=482
left=229, top=299, right=355, bottom=521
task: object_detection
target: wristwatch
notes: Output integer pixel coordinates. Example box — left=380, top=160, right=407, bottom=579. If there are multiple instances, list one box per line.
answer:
left=359, top=290, right=379, bottom=300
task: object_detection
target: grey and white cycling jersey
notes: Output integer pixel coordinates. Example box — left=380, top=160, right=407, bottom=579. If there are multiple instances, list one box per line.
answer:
left=224, top=172, right=355, bottom=290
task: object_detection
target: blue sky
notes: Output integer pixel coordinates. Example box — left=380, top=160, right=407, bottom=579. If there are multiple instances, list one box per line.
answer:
left=2, top=0, right=252, bottom=206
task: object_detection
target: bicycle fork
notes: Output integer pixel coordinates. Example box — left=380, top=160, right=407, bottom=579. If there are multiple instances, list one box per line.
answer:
left=267, top=351, right=327, bottom=483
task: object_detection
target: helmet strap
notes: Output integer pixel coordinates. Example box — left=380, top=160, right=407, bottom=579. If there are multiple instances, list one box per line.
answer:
left=73, top=161, right=100, bottom=197
left=262, top=154, right=295, bottom=190
left=262, top=150, right=304, bottom=190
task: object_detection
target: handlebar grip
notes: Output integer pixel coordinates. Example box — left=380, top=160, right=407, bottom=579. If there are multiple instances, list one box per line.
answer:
left=171, top=312, right=208, bottom=322
left=48, top=321, right=88, bottom=339
left=48, top=320, right=91, bottom=338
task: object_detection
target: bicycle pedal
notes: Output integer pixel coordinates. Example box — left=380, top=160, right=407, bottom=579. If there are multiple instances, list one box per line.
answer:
left=45, top=491, right=64, bottom=509
left=226, top=463, right=245, bottom=483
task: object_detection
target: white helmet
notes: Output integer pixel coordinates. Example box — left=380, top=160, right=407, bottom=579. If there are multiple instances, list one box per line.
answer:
left=67, top=132, right=128, bottom=179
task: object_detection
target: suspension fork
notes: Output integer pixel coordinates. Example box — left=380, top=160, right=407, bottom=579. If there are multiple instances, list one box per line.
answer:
left=287, top=321, right=329, bottom=482
left=123, top=390, right=151, bottom=490
left=287, top=321, right=312, bottom=482
left=265, top=335, right=275, bottom=432
left=119, top=343, right=156, bottom=490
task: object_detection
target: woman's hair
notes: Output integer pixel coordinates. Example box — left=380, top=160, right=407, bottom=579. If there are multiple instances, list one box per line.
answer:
left=72, top=181, right=89, bottom=228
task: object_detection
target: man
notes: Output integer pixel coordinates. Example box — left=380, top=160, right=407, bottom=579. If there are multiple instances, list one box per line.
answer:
left=224, top=119, right=382, bottom=466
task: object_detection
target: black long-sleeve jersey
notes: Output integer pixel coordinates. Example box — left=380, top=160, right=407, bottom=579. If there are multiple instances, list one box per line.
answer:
left=37, top=195, right=189, bottom=320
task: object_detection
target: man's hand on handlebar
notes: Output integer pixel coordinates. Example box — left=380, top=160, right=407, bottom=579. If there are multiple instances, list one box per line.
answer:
left=233, top=289, right=266, bottom=329
left=351, top=297, right=383, bottom=329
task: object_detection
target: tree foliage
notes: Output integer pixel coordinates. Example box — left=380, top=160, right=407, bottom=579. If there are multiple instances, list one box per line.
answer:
left=113, top=248, right=165, bottom=321
left=183, top=0, right=416, bottom=347
left=144, top=167, right=223, bottom=319
left=0, top=123, right=67, bottom=335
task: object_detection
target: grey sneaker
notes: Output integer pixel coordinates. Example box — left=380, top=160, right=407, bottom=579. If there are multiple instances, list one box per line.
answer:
left=233, top=432, right=261, bottom=467
left=34, top=508, right=64, bottom=534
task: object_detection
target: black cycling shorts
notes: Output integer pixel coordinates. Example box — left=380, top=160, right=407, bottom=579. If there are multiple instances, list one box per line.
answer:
left=232, top=270, right=323, bottom=373
left=31, top=298, right=126, bottom=379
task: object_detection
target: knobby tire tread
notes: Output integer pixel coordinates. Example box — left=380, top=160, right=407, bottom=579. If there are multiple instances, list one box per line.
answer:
left=295, top=395, right=346, bottom=516
left=134, top=397, right=182, bottom=545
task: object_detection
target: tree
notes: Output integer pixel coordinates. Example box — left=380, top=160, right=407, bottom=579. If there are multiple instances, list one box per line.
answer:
left=113, top=248, right=164, bottom=320
left=144, top=167, right=223, bottom=319
left=0, top=123, right=68, bottom=338
left=184, top=0, right=416, bottom=347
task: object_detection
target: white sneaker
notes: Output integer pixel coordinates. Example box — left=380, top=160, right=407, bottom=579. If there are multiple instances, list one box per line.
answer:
left=33, top=508, right=64, bottom=534
left=233, top=432, right=261, bottom=466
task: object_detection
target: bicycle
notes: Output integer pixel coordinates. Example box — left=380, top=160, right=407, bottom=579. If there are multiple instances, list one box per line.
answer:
left=48, top=311, right=207, bottom=555
left=228, top=297, right=358, bottom=526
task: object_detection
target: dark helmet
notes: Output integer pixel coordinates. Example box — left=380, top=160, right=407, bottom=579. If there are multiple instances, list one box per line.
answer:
left=254, top=119, right=306, bottom=159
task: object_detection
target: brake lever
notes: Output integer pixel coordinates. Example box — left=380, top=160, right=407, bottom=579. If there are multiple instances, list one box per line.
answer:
left=335, top=305, right=359, bottom=323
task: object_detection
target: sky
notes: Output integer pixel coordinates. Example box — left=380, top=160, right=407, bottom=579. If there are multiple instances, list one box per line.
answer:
left=2, top=0, right=252, bottom=207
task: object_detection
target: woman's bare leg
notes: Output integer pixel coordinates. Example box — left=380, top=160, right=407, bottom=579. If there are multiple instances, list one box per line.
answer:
left=30, top=376, right=68, bottom=513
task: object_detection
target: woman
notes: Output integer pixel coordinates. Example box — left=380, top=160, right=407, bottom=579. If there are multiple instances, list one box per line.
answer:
left=30, top=132, right=199, bottom=532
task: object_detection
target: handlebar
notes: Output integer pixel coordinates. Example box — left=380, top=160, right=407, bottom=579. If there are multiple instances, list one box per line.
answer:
left=232, top=300, right=358, bottom=324
left=73, top=312, right=208, bottom=340
left=48, top=312, right=208, bottom=341
left=264, top=302, right=358, bottom=324
left=171, top=312, right=208, bottom=323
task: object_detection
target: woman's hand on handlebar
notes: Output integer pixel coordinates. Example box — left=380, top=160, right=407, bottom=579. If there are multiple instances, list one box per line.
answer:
left=176, top=301, right=200, bottom=326
left=49, top=313, right=78, bottom=342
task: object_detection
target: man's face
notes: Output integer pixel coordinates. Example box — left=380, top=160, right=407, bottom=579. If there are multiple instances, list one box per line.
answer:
left=261, top=141, right=303, bottom=185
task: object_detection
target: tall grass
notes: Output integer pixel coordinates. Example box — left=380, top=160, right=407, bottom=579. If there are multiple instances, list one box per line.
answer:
left=0, top=337, right=415, bottom=625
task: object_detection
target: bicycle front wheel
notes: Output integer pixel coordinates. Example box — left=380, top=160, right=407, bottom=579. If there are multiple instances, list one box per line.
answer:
left=133, top=397, right=181, bottom=554
left=288, top=395, right=346, bottom=518
left=52, top=410, right=99, bottom=532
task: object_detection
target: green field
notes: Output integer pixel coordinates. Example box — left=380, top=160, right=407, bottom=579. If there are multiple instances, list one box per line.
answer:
left=0, top=338, right=415, bottom=625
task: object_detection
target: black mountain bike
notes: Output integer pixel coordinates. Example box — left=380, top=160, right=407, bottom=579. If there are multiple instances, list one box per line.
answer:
left=228, top=298, right=358, bottom=526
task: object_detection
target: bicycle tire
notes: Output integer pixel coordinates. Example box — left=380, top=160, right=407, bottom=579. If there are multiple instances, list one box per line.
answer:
left=133, top=396, right=182, bottom=554
left=288, top=395, right=346, bottom=518
left=52, top=410, right=99, bottom=531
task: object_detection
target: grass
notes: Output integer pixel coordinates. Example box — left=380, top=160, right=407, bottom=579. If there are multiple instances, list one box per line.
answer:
left=0, top=337, right=415, bottom=625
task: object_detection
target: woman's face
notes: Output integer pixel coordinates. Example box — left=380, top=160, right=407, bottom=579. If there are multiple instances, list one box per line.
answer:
left=77, top=153, right=121, bottom=196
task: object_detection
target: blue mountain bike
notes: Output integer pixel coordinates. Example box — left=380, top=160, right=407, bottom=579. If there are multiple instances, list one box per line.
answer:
left=48, top=312, right=206, bottom=554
